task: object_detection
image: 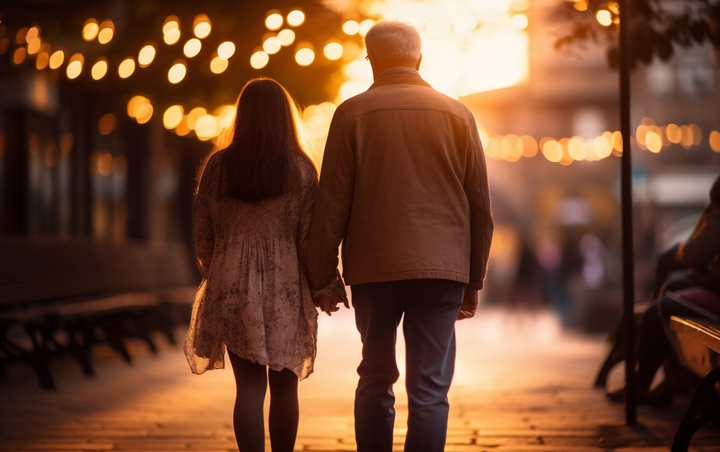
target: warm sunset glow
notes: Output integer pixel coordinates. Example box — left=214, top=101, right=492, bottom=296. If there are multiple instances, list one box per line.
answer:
left=218, top=41, right=235, bottom=59
left=138, top=44, right=156, bottom=67
left=168, top=61, right=187, bottom=83
left=266, top=12, right=283, bottom=30
left=250, top=51, right=269, bottom=69
left=91, top=59, right=108, bottom=80
left=49, top=50, right=64, bottom=69
left=287, top=10, right=305, bottom=27
left=337, top=0, right=530, bottom=102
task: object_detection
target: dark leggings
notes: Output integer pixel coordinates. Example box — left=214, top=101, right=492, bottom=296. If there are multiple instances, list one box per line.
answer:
left=227, top=350, right=299, bottom=452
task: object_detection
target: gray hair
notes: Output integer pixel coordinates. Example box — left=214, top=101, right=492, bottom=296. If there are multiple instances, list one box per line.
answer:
left=364, top=20, right=421, bottom=63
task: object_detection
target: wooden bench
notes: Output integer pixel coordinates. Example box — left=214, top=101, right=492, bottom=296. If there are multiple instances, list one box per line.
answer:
left=0, top=237, right=198, bottom=389
left=669, top=316, right=720, bottom=452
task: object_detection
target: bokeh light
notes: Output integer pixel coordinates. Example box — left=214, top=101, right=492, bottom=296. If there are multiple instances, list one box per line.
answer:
left=187, top=107, right=207, bottom=129
left=91, top=58, right=108, bottom=80
left=195, top=115, right=219, bottom=140
left=83, top=19, right=99, bottom=41
left=295, top=47, right=314, bottom=66
left=596, top=10, right=612, bottom=26
left=164, top=27, right=180, bottom=45
left=217, top=41, right=235, bottom=59
left=163, top=105, right=184, bottom=129
left=646, top=131, right=662, bottom=153
left=512, top=13, right=528, bottom=29
left=278, top=29, right=295, bottom=46
left=542, top=140, right=562, bottom=163
left=36, top=51, right=49, bottom=69
left=210, top=57, right=228, bottom=74
left=49, top=50, right=64, bottom=69
left=343, top=20, right=360, bottom=35
left=573, top=0, right=589, bottom=11
left=98, top=113, right=116, bottom=135
left=118, top=58, right=135, bottom=78
left=287, top=10, right=305, bottom=27
left=66, top=53, right=84, bottom=79
left=168, top=60, right=187, bottom=83
left=138, top=44, right=156, bottom=67
left=98, top=20, right=114, bottom=44
left=13, top=47, right=26, bottom=65
left=250, top=51, right=269, bottom=69
left=193, top=14, right=212, bottom=39
left=25, top=26, right=39, bottom=43
left=184, top=38, right=202, bottom=58
left=163, top=16, right=179, bottom=33
left=710, top=131, right=720, bottom=153
left=263, top=36, right=281, bottom=54
left=266, top=12, right=283, bottom=30
left=324, top=42, right=343, bottom=60
left=359, top=19, right=375, bottom=37
left=127, top=96, right=153, bottom=124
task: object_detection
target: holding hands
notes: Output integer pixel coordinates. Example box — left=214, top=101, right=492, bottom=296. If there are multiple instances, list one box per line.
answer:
left=314, top=279, right=349, bottom=316
left=457, top=289, right=479, bottom=320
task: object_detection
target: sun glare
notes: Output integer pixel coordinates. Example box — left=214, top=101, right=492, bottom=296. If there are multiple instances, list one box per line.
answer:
left=337, top=0, right=530, bottom=102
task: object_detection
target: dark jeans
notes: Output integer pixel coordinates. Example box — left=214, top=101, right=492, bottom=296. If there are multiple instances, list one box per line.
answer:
left=351, top=279, right=465, bottom=452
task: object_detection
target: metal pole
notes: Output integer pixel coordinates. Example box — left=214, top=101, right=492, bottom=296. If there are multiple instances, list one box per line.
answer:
left=619, top=0, right=637, bottom=426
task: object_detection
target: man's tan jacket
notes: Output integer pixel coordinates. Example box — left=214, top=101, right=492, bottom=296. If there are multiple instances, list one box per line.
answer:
left=308, top=67, right=493, bottom=292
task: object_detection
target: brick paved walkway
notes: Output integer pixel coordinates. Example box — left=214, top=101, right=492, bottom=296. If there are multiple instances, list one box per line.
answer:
left=1, top=306, right=718, bottom=451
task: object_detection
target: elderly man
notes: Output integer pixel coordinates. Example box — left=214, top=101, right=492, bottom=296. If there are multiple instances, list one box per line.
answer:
left=308, top=20, right=493, bottom=452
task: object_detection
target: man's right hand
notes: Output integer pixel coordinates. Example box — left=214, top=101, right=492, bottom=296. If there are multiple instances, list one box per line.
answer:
left=457, top=289, right=479, bottom=320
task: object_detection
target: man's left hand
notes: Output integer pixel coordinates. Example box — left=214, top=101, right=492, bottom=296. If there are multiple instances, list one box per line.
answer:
left=457, top=289, right=479, bottom=320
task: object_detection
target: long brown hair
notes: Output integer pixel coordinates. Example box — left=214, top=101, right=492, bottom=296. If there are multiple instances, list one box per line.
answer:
left=207, top=77, right=315, bottom=203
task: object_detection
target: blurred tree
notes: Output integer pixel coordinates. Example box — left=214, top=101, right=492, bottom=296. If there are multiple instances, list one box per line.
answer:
left=555, top=0, right=720, bottom=68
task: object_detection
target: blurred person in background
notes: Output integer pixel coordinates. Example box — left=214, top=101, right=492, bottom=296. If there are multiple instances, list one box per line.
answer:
left=308, top=20, right=493, bottom=452
left=184, top=78, right=347, bottom=452
left=608, top=174, right=720, bottom=407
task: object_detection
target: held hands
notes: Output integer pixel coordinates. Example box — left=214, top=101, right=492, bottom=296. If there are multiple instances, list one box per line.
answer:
left=457, top=289, right=479, bottom=321
left=316, top=282, right=349, bottom=316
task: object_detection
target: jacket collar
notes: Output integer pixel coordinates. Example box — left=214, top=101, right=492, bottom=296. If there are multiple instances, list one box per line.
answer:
left=369, top=67, right=432, bottom=90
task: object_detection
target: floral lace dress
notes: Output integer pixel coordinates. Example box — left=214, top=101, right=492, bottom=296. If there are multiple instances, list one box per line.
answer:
left=184, top=150, right=319, bottom=380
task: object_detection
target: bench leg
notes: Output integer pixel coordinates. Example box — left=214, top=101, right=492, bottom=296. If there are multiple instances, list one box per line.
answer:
left=594, top=333, right=624, bottom=387
left=671, top=366, right=720, bottom=452
left=0, top=324, right=57, bottom=390
left=65, top=321, right=95, bottom=377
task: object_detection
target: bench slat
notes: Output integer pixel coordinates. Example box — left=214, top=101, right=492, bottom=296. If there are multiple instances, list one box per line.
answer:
left=670, top=316, right=720, bottom=354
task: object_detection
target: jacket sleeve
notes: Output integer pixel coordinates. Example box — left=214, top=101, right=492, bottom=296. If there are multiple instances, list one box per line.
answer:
left=307, top=108, right=353, bottom=290
left=296, top=168, right=319, bottom=300
left=463, top=113, right=494, bottom=291
left=193, top=155, right=218, bottom=280
left=677, top=204, right=720, bottom=269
